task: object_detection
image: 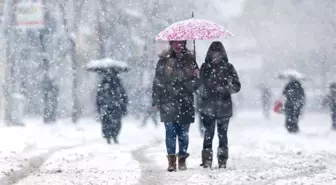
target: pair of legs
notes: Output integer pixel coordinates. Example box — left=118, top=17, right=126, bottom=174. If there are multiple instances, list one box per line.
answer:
left=262, top=101, right=271, bottom=119
left=164, top=122, right=190, bottom=156
left=102, top=114, right=122, bottom=144
left=164, top=122, right=190, bottom=171
left=141, top=110, right=159, bottom=127
left=285, top=105, right=302, bottom=133
left=201, top=114, right=230, bottom=168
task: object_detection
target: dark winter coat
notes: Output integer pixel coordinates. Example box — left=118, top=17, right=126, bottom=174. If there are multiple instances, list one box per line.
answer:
left=152, top=49, right=199, bottom=124
left=199, top=42, right=241, bottom=118
left=282, top=80, right=305, bottom=109
left=96, top=74, right=128, bottom=120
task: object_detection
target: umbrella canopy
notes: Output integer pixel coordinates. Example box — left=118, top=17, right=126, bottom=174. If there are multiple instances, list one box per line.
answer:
left=86, top=58, right=130, bottom=74
left=155, top=18, right=233, bottom=41
left=277, top=69, right=306, bottom=80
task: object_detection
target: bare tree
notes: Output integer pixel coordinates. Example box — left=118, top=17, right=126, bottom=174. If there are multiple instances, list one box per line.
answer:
left=2, top=0, right=16, bottom=125
left=59, top=0, right=86, bottom=123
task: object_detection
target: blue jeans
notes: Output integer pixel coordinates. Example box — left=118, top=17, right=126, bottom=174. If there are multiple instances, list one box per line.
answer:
left=164, top=122, right=190, bottom=156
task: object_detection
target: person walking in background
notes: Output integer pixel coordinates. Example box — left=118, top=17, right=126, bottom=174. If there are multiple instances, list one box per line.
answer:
left=141, top=87, right=159, bottom=128
left=259, top=84, right=272, bottom=119
left=198, top=41, right=241, bottom=169
left=152, top=40, right=199, bottom=172
left=282, top=78, right=305, bottom=133
left=322, top=82, right=336, bottom=130
left=96, top=70, right=128, bottom=144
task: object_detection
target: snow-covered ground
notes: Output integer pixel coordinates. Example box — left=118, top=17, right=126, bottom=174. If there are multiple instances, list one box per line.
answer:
left=0, top=111, right=335, bottom=185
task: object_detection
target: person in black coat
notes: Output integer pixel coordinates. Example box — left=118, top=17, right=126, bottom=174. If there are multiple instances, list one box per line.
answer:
left=152, top=40, right=199, bottom=172
left=96, top=71, right=128, bottom=144
left=199, top=41, right=241, bottom=169
left=282, top=78, right=305, bottom=133
left=322, top=82, right=336, bottom=130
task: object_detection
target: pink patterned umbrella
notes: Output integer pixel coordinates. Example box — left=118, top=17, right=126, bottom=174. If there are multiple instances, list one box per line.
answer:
left=155, top=18, right=233, bottom=41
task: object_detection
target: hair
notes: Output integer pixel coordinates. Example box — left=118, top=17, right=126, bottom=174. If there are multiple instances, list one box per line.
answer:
left=205, top=41, right=228, bottom=64
left=169, top=40, right=187, bottom=47
left=167, top=40, right=188, bottom=58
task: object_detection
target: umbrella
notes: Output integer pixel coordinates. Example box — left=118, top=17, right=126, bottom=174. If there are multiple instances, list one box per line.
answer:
left=277, top=69, right=306, bottom=80
left=86, top=58, right=130, bottom=73
left=155, top=12, right=233, bottom=57
left=155, top=17, right=233, bottom=41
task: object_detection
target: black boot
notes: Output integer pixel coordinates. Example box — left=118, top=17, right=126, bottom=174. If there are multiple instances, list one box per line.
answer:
left=200, top=149, right=213, bottom=168
left=217, top=147, right=228, bottom=169
left=106, top=138, right=111, bottom=144
left=167, top=155, right=177, bottom=172
left=112, top=136, right=119, bottom=144
left=178, top=154, right=189, bottom=171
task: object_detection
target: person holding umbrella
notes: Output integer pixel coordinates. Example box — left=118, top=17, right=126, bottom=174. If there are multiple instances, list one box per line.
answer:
left=152, top=40, right=199, bottom=172
left=154, top=13, right=234, bottom=171
left=87, top=58, right=129, bottom=144
left=198, top=41, right=241, bottom=169
left=96, top=69, right=128, bottom=144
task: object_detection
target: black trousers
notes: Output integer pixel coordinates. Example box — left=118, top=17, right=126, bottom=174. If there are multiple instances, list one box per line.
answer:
left=262, top=101, right=271, bottom=119
left=101, top=114, right=122, bottom=139
left=201, top=114, right=230, bottom=152
left=285, top=105, right=302, bottom=133
left=142, top=109, right=159, bottom=127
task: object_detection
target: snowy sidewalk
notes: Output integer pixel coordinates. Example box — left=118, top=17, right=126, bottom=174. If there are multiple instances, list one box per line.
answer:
left=0, top=117, right=160, bottom=185
left=1, top=112, right=335, bottom=185
left=140, top=112, right=336, bottom=185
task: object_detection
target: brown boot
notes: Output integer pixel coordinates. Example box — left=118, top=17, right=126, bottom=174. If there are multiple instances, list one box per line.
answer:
left=178, top=154, right=189, bottom=171
left=167, top=155, right=177, bottom=172
left=200, top=149, right=213, bottom=168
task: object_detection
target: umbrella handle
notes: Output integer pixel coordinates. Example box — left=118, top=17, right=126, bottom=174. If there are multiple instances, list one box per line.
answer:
left=191, top=11, right=196, bottom=58
left=193, top=40, right=196, bottom=57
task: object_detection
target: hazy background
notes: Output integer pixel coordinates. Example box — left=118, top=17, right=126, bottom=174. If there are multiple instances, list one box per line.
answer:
left=0, top=0, right=335, bottom=119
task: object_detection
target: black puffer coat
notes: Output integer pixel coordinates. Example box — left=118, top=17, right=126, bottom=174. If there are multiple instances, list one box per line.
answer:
left=96, top=74, right=128, bottom=119
left=152, top=49, right=199, bottom=124
left=199, top=41, right=241, bottom=118
left=282, top=79, right=305, bottom=109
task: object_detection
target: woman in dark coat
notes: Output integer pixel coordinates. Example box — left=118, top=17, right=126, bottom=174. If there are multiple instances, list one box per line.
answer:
left=282, top=78, right=305, bottom=133
left=96, top=71, right=128, bottom=144
left=152, top=40, right=199, bottom=172
left=199, top=41, right=241, bottom=169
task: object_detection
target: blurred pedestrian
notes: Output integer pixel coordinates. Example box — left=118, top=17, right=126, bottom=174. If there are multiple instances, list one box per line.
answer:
left=96, top=70, right=128, bottom=144
left=282, top=78, right=305, bottom=133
